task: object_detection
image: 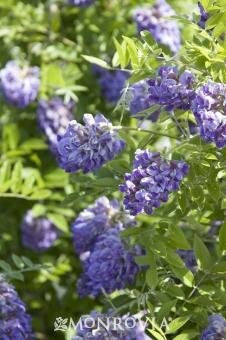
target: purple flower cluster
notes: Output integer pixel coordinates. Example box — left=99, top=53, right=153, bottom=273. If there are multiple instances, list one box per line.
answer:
left=148, top=66, right=196, bottom=112
left=72, top=196, right=134, bottom=255
left=191, top=81, right=226, bottom=148
left=37, top=97, right=74, bottom=154
left=69, top=0, right=94, bottom=6
left=198, top=2, right=209, bottom=29
left=177, top=249, right=197, bottom=272
left=201, top=314, right=226, bottom=339
left=120, top=149, right=189, bottom=215
left=57, top=113, right=125, bottom=173
left=77, top=229, right=140, bottom=297
left=93, top=65, right=129, bottom=103
left=129, top=80, right=160, bottom=122
left=21, top=211, right=59, bottom=252
left=0, top=277, right=33, bottom=339
left=134, top=0, right=180, bottom=54
left=73, top=311, right=151, bottom=340
left=0, top=61, right=40, bottom=108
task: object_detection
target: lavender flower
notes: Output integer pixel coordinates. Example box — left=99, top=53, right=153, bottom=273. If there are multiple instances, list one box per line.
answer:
left=74, top=311, right=151, bottom=339
left=148, top=66, right=196, bottom=112
left=129, top=80, right=160, bottom=122
left=134, top=0, right=180, bottom=54
left=69, top=0, right=94, bottom=6
left=120, top=149, right=189, bottom=215
left=191, top=81, right=226, bottom=148
left=77, top=229, right=140, bottom=297
left=57, top=113, right=125, bottom=173
left=198, top=2, right=209, bottom=29
left=93, top=65, right=129, bottom=103
left=72, top=196, right=134, bottom=255
left=201, top=314, right=226, bottom=339
left=0, top=61, right=40, bottom=108
left=0, top=276, right=33, bottom=339
left=177, top=249, right=197, bottom=272
left=21, top=211, right=59, bottom=252
left=37, top=97, right=74, bottom=154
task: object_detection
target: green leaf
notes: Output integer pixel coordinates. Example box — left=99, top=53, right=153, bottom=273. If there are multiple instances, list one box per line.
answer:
left=146, top=266, right=158, bottom=289
left=82, top=55, right=110, bottom=69
left=168, top=225, right=190, bottom=249
left=173, top=332, right=198, bottom=340
left=219, top=222, right=226, bottom=251
left=0, top=260, right=12, bottom=272
left=147, top=329, right=165, bottom=340
left=166, top=316, right=190, bottom=334
left=193, top=235, right=212, bottom=270
left=12, top=255, right=24, bottom=269
left=171, top=266, right=194, bottom=287
left=11, top=162, right=23, bottom=193
left=47, top=213, right=69, bottom=233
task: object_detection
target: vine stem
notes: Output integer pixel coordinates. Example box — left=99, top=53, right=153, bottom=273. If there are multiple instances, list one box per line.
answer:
left=115, top=126, right=181, bottom=140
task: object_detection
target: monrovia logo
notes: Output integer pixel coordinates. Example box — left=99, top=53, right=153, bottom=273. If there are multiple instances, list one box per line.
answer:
left=53, top=315, right=169, bottom=333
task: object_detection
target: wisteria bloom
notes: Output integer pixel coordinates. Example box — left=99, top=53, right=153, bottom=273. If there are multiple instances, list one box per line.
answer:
left=191, top=81, right=226, bottom=148
left=198, top=2, right=209, bottom=29
left=72, top=196, right=134, bottom=255
left=120, top=149, right=189, bottom=215
left=0, top=61, right=40, bottom=108
left=73, top=311, right=151, bottom=339
left=134, top=0, right=180, bottom=54
left=148, top=66, right=196, bottom=112
left=201, top=314, right=226, bottom=339
left=77, top=229, right=140, bottom=297
left=37, top=97, right=74, bottom=154
left=93, top=65, right=129, bottom=103
left=129, top=79, right=160, bottom=122
left=177, top=249, right=197, bottom=272
left=69, top=0, right=94, bottom=6
left=21, top=211, right=59, bottom=252
left=0, top=276, right=33, bottom=339
left=57, top=113, right=125, bottom=173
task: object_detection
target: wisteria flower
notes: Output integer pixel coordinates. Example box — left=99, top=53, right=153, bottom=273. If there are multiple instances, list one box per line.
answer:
left=0, top=276, right=33, bottom=339
left=120, top=149, right=189, bottom=215
left=148, top=66, right=196, bottom=112
left=93, top=65, right=129, bottom=103
left=198, top=2, right=209, bottom=29
left=57, top=113, right=125, bottom=173
left=21, top=211, right=59, bottom=252
left=177, top=249, right=197, bottom=272
left=68, top=0, right=95, bottom=6
left=72, top=196, right=135, bottom=255
left=129, top=79, right=160, bottom=122
left=134, top=0, right=180, bottom=54
left=37, top=97, right=74, bottom=154
left=201, top=314, right=226, bottom=339
left=77, top=229, right=140, bottom=297
left=191, top=81, right=226, bottom=148
left=73, top=311, right=151, bottom=339
left=0, top=61, right=40, bottom=108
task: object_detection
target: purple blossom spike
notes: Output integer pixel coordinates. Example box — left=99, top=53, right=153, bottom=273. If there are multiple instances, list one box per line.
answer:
left=21, top=211, right=59, bottom=252
left=0, top=276, right=33, bottom=339
left=134, top=0, right=181, bottom=54
left=119, top=149, right=189, bottom=216
left=0, top=61, right=40, bottom=108
left=191, top=81, right=226, bottom=148
left=201, top=314, right=226, bottom=339
left=198, top=2, right=209, bottom=29
left=57, top=113, right=125, bottom=173
left=93, top=65, right=129, bottom=103
left=73, top=311, right=151, bottom=339
left=129, top=79, right=160, bottom=122
left=69, top=0, right=94, bottom=6
left=177, top=249, right=197, bottom=272
left=72, top=196, right=135, bottom=255
left=37, top=97, right=74, bottom=154
left=77, top=229, right=140, bottom=297
left=148, top=66, right=196, bottom=112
